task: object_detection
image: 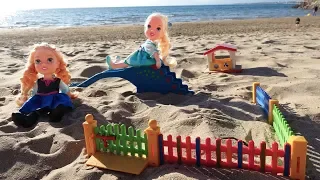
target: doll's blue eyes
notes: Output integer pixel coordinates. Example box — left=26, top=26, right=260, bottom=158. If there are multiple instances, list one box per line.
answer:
left=148, top=24, right=161, bottom=31
left=35, top=58, right=53, bottom=64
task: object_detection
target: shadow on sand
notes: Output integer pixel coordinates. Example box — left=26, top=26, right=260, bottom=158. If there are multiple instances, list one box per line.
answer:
left=240, top=67, right=287, bottom=77
left=279, top=103, right=320, bottom=180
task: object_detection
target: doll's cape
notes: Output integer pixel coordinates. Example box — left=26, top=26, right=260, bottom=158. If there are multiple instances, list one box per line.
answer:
left=70, top=65, right=194, bottom=95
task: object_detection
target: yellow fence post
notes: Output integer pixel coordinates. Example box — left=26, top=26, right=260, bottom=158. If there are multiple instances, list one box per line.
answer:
left=288, top=136, right=308, bottom=180
left=83, top=114, right=97, bottom=156
left=252, top=82, right=260, bottom=104
left=144, top=119, right=161, bottom=167
left=268, top=99, right=279, bottom=125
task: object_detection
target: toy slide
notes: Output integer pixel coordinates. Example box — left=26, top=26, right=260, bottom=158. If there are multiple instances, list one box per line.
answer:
left=70, top=65, right=194, bottom=95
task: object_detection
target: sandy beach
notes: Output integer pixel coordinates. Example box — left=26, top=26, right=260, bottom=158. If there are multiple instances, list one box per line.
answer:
left=0, top=16, right=320, bottom=180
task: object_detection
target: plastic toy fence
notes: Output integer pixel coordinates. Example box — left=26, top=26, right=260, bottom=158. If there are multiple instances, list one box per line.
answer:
left=94, top=124, right=148, bottom=157
left=252, top=82, right=294, bottom=146
left=158, top=135, right=291, bottom=175
left=252, top=82, right=307, bottom=180
left=83, top=113, right=307, bottom=180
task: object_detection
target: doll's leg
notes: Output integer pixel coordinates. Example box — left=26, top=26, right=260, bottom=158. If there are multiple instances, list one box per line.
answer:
left=49, top=105, right=72, bottom=122
left=12, top=112, right=39, bottom=128
left=106, top=56, right=129, bottom=69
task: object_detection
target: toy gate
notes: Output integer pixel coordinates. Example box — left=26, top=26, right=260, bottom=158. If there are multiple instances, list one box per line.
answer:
left=83, top=114, right=149, bottom=174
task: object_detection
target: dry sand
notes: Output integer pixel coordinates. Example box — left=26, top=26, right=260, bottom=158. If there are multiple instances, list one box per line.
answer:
left=0, top=17, right=319, bottom=180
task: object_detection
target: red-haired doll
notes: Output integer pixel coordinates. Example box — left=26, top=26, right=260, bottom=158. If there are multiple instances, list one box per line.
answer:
left=12, top=43, right=77, bottom=128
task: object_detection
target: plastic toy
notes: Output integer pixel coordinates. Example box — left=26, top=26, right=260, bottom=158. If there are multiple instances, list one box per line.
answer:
left=12, top=43, right=77, bottom=128
left=203, top=43, right=242, bottom=73
left=70, top=13, right=192, bottom=95
left=106, top=12, right=176, bottom=70
left=252, top=82, right=307, bottom=180
left=70, top=65, right=194, bottom=95
left=83, top=114, right=148, bottom=175
left=83, top=112, right=307, bottom=179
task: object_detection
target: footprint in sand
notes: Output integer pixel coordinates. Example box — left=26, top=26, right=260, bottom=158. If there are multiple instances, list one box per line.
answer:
left=88, top=90, right=108, bottom=97
left=171, top=46, right=186, bottom=51
left=0, top=97, right=5, bottom=104
left=181, top=69, right=196, bottom=78
left=170, top=54, right=182, bottom=58
left=100, top=44, right=111, bottom=49
left=94, top=53, right=109, bottom=58
left=262, top=40, right=280, bottom=45
left=76, top=58, right=102, bottom=64
left=64, top=50, right=84, bottom=57
left=97, top=49, right=106, bottom=52
left=2, top=68, right=20, bottom=74
left=304, top=45, right=320, bottom=50
left=80, top=65, right=107, bottom=78
left=9, top=51, right=26, bottom=59
left=203, top=84, right=218, bottom=91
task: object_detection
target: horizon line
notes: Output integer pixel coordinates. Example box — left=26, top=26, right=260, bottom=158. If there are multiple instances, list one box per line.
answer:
left=18, top=2, right=296, bottom=11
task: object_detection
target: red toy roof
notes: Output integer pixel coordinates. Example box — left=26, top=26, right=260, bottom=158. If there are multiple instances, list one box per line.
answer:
left=203, top=44, right=237, bottom=55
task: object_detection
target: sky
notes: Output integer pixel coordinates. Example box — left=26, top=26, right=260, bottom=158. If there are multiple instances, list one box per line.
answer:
left=0, top=0, right=292, bottom=11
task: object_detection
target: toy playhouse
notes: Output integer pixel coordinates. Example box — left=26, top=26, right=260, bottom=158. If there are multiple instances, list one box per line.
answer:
left=203, top=43, right=242, bottom=73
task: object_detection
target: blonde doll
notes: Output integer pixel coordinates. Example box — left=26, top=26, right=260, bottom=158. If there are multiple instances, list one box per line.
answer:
left=12, top=43, right=77, bottom=128
left=106, top=12, right=176, bottom=69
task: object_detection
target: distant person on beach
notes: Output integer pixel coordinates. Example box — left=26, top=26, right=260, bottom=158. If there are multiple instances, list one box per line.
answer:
left=313, top=5, right=318, bottom=16
left=105, top=12, right=176, bottom=70
left=295, top=17, right=300, bottom=27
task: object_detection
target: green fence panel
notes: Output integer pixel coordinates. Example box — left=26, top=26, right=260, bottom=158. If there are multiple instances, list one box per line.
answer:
left=272, top=105, right=294, bottom=146
left=128, top=126, right=135, bottom=156
left=93, top=123, right=148, bottom=157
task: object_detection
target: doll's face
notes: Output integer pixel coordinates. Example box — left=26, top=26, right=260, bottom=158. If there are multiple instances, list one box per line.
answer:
left=145, top=16, right=163, bottom=41
left=33, top=47, right=60, bottom=76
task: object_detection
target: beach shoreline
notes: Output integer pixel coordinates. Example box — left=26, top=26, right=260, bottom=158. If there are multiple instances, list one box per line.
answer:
left=0, top=16, right=319, bottom=180
left=1, top=17, right=320, bottom=46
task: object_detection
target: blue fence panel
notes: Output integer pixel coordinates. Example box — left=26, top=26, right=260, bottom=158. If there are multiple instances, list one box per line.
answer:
left=256, top=86, right=271, bottom=116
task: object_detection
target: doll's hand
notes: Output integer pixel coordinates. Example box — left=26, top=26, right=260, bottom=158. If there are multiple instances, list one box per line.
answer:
left=16, top=94, right=28, bottom=106
left=156, top=61, right=161, bottom=69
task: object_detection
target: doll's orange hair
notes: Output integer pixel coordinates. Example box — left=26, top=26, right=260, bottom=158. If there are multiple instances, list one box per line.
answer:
left=16, top=43, right=77, bottom=106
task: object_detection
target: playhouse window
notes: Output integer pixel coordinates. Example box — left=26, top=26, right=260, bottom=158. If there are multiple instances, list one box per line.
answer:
left=213, top=50, right=230, bottom=60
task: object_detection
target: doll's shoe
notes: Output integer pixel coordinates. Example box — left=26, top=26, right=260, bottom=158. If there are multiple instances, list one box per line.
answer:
left=49, top=105, right=72, bottom=122
left=12, top=112, right=38, bottom=128
left=115, top=56, right=121, bottom=63
left=105, top=56, right=113, bottom=70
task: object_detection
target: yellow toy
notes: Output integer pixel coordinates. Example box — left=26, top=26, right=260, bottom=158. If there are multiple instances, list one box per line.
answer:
left=203, top=43, right=242, bottom=73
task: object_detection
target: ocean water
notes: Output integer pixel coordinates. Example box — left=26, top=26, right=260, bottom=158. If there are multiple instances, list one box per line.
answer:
left=0, top=4, right=310, bottom=28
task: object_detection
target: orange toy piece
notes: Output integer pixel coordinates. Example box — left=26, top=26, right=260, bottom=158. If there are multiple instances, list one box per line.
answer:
left=203, top=43, right=242, bottom=73
left=144, top=119, right=161, bottom=166
left=83, top=114, right=97, bottom=156
left=288, top=136, right=308, bottom=180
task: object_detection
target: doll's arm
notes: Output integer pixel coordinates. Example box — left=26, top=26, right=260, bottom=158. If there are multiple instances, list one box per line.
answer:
left=145, top=43, right=160, bottom=59
left=60, top=81, right=78, bottom=99
left=59, top=81, right=70, bottom=94
left=31, top=83, right=38, bottom=96
left=153, top=52, right=162, bottom=69
left=153, top=52, right=161, bottom=63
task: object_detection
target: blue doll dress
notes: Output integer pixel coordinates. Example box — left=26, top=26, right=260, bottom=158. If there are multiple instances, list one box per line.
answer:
left=106, top=39, right=159, bottom=68
left=19, top=78, right=73, bottom=115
